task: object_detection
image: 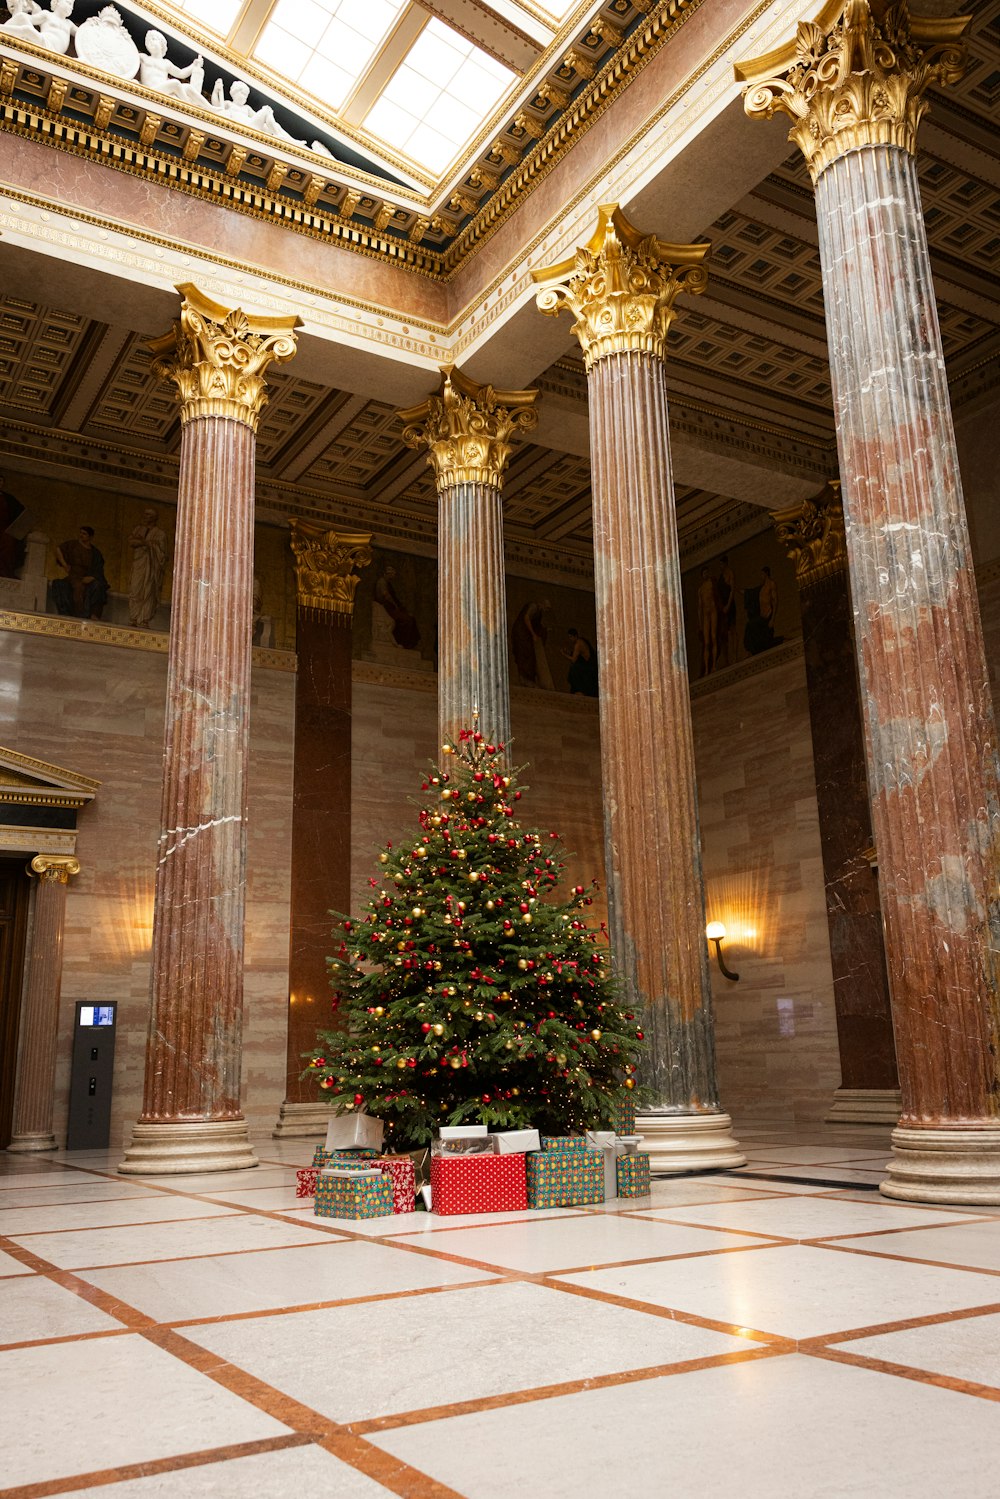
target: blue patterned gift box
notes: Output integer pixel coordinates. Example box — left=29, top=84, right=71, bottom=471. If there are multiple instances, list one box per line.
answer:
left=613, top=1096, right=638, bottom=1135
left=315, top=1169, right=393, bottom=1219
left=527, top=1150, right=605, bottom=1208
left=539, top=1136, right=589, bottom=1154
left=312, top=1146, right=378, bottom=1168
left=616, top=1152, right=651, bottom=1198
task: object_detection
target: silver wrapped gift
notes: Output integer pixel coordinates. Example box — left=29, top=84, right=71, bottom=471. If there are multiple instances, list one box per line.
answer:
left=585, top=1131, right=643, bottom=1198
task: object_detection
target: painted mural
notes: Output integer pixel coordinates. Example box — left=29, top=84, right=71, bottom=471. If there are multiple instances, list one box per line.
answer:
left=681, top=527, right=801, bottom=681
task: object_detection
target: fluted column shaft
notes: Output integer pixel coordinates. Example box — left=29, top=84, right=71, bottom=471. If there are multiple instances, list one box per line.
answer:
left=9, top=858, right=77, bottom=1152
left=817, top=144, right=1000, bottom=1194
left=589, top=352, right=719, bottom=1109
left=438, top=480, right=510, bottom=747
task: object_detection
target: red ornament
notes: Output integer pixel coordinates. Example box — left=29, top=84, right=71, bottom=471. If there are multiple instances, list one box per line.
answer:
left=353, top=1093, right=364, bottom=1106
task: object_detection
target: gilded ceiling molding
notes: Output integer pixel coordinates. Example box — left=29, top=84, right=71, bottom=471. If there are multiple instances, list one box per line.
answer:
left=30, top=853, right=81, bottom=883
left=736, top=0, right=969, bottom=183
left=532, top=202, right=708, bottom=369
left=289, top=520, right=373, bottom=616
left=400, top=367, right=539, bottom=489
left=773, top=480, right=848, bottom=587
left=149, top=283, right=300, bottom=430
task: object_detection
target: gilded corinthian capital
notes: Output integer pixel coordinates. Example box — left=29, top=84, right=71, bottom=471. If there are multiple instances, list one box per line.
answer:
left=400, top=367, right=538, bottom=490
left=736, top=0, right=968, bottom=183
left=532, top=203, right=709, bottom=370
left=150, top=284, right=300, bottom=431
left=290, top=521, right=373, bottom=616
left=773, top=481, right=848, bottom=588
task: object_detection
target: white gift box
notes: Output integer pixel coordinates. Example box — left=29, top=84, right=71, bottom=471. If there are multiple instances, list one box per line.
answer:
left=439, top=1124, right=488, bottom=1139
left=493, top=1129, right=541, bottom=1154
left=324, top=1112, right=384, bottom=1153
left=586, top=1130, right=629, bottom=1198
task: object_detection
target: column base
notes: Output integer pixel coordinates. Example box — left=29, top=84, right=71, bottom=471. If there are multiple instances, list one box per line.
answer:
left=825, top=1088, right=901, bottom=1126
left=118, top=1119, right=258, bottom=1176
left=272, top=1100, right=332, bottom=1138
left=635, top=1111, right=745, bottom=1175
left=881, top=1124, right=1000, bottom=1205
left=7, top=1132, right=58, bottom=1153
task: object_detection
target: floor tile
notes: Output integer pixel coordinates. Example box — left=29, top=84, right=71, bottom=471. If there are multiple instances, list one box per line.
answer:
left=70, top=1443, right=398, bottom=1498
left=0, top=1247, right=34, bottom=1277
left=134, top=1168, right=296, bottom=1194
left=194, top=1185, right=310, bottom=1210
left=834, top=1219, right=1000, bottom=1274
left=741, top=1146, right=891, bottom=1164
left=559, top=1243, right=1000, bottom=1339
left=9, top=1212, right=342, bottom=1269
left=183, top=1280, right=752, bottom=1423
left=275, top=1205, right=576, bottom=1235
left=725, top=1172, right=845, bottom=1194
left=0, top=1332, right=288, bottom=1487
left=0, top=1197, right=243, bottom=1234
left=643, top=1196, right=972, bottom=1240
left=739, top=1165, right=885, bottom=1187
left=0, top=1274, right=126, bottom=1344
left=82, top=1238, right=496, bottom=1322
left=0, top=1182, right=163, bottom=1208
left=401, top=1213, right=775, bottom=1273
left=584, top=1181, right=783, bottom=1212
left=840, top=1310, right=1000, bottom=1389
left=370, top=1351, right=1000, bottom=1498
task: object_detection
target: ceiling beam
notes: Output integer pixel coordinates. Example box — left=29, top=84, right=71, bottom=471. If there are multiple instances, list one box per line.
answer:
left=416, top=0, right=543, bottom=72
left=341, top=6, right=429, bottom=128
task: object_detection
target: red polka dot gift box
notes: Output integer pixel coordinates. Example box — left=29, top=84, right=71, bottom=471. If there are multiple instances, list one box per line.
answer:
left=429, top=1152, right=528, bottom=1216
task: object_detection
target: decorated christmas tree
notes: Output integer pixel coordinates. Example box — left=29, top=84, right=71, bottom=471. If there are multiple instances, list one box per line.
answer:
left=305, top=727, right=644, bottom=1149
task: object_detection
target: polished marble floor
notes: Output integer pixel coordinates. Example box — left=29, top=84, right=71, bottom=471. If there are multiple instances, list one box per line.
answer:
left=3, top=1122, right=1000, bottom=1498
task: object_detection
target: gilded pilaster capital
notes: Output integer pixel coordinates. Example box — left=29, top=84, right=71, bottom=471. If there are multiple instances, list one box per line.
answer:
left=30, top=854, right=80, bottom=884
left=150, top=284, right=300, bottom=432
left=773, top=481, right=848, bottom=588
left=400, top=367, right=538, bottom=490
left=736, top=0, right=968, bottom=183
left=532, top=203, right=709, bottom=370
left=290, top=521, right=373, bottom=616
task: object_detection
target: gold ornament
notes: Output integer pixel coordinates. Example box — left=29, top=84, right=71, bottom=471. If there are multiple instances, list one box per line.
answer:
left=432, top=1023, right=445, bottom=1036
left=773, top=482, right=848, bottom=587
left=289, top=521, right=372, bottom=616
left=533, top=204, right=708, bottom=370
left=396, top=1057, right=408, bottom=1069
left=736, top=0, right=968, bottom=183
left=400, top=365, right=539, bottom=490
left=374, top=1006, right=384, bottom=1017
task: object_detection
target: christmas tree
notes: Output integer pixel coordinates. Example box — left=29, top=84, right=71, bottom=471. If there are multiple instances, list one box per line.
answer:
left=305, top=728, right=644, bottom=1149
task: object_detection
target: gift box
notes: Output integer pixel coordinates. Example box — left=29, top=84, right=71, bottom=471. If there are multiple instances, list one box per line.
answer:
left=614, top=1096, right=638, bottom=1136
left=431, top=1134, right=496, bottom=1156
left=440, top=1125, right=488, bottom=1139
left=315, top=1167, right=393, bottom=1220
left=493, top=1129, right=541, bottom=1154
left=377, top=1154, right=417, bottom=1214
left=312, top=1146, right=378, bottom=1169
left=429, top=1153, right=527, bottom=1215
left=527, top=1150, right=605, bottom=1208
left=585, top=1132, right=645, bottom=1199
left=296, top=1167, right=319, bottom=1198
left=540, top=1136, right=589, bottom=1153
left=324, top=1112, right=384, bottom=1153
left=616, top=1152, right=651, bottom=1198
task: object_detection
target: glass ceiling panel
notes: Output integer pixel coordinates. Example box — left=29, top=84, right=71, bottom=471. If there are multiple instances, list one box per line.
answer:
left=254, top=0, right=408, bottom=113
left=168, top=0, right=244, bottom=36
left=363, top=18, right=514, bottom=175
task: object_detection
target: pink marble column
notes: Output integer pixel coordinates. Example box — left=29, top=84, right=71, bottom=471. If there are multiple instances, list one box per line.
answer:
left=120, top=286, right=298, bottom=1175
left=535, top=206, right=743, bottom=1172
left=401, top=368, right=537, bottom=750
left=8, top=855, right=79, bottom=1152
left=743, top=1, right=1000, bottom=1200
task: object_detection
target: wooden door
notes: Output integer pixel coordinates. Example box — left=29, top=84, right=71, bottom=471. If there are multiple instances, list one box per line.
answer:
left=0, top=858, right=30, bottom=1149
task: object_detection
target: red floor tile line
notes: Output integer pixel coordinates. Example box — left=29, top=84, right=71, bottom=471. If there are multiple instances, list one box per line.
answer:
left=24, top=1235, right=353, bottom=1275
left=798, top=1299, right=1000, bottom=1347
left=167, top=1276, right=507, bottom=1329
left=0, top=1326, right=133, bottom=1354
left=806, top=1344, right=1000, bottom=1403
left=349, top=1344, right=788, bottom=1435
left=139, top=1325, right=467, bottom=1499
left=0, top=1232, right=159, bottom=1330
left=538, top=1274, right=791, bottom=1346
left=2, top=1209, right=247, bottom=1236
left=813, top=1240, right=1000, bottom=1277
left=534, top=1240, right=784, bottom=1276
left=0, top=1434, right=311, bottom=1499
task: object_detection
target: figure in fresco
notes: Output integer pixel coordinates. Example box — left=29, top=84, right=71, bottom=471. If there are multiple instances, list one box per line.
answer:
left=52, top=525, right=109, bottom=619
left=0, top=474, right=26, bottom=580
left=759, top=564, right=778, bottom=633
left=252, top=573, right=265, bottom=645
left=511, top=599, right=554, bottom=689
left=562, top=627, right=598, bottom=697
left=697, top=566, right=718, bottom=676
left=716, top=553, right=737, bottom=668
left=139, top=30, right=206, bottom=104
left=127, top=506, right=167, bottom=629
left=744, top=566, right=782, bottom=656
left=374, top=565, right=420, bottom=650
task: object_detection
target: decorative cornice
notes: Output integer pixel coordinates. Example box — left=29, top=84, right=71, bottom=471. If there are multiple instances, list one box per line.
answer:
left=30, top=853, right=81, bottom=883
left=400, top=367, right=539, bottom=490
left=149, top=284, right=300, bottom=430
left=772, top=481, right=848, bottom=587
left=289, top=521, right=373, bottom=616
left=532, top=203, right=709, bottom=369
left=0, top=608, right=297, bottom=669
left=736, top=0, right=969, bottom=183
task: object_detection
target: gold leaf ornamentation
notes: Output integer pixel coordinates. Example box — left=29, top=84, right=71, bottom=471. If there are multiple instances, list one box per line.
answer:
left=773, top=482, right=848, bottom=588
left=399, top=367, right=538, bottom=490
left=290, top=523, right=373, bottom=616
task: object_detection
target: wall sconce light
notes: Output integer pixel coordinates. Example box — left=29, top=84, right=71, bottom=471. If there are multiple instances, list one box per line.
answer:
left=706, top=921, right=739, bottom=982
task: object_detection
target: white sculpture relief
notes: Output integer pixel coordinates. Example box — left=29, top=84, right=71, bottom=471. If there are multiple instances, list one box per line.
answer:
left=1, top=0, right=45, bottom=46
left=139, top=29, right=205, bottom=105
left=74, top=4, right=140, bottom=78
left=36, top=0, right=75, bottom=54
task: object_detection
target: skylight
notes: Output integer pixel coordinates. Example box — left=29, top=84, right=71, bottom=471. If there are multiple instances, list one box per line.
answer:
left=363, top=18, right=514, bottom=174
left=168, top=0, right=243, bottom=37
left=253, top=0, right=408, bottom=113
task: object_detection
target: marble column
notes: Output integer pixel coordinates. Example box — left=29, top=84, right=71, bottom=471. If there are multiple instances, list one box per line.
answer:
left=742, top=2, right=1000, bottom=1202
left=120, top=286, right=299, bottom=1175
left=273, top=523, right=372, bottom=1138
left=774, top=484, right=899, bottom=1125
left=401, top=367, right=537, bottom=750
left=534, top=207, right=743, bottom=1173
left=8, top=854, right=80, bottom=1152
